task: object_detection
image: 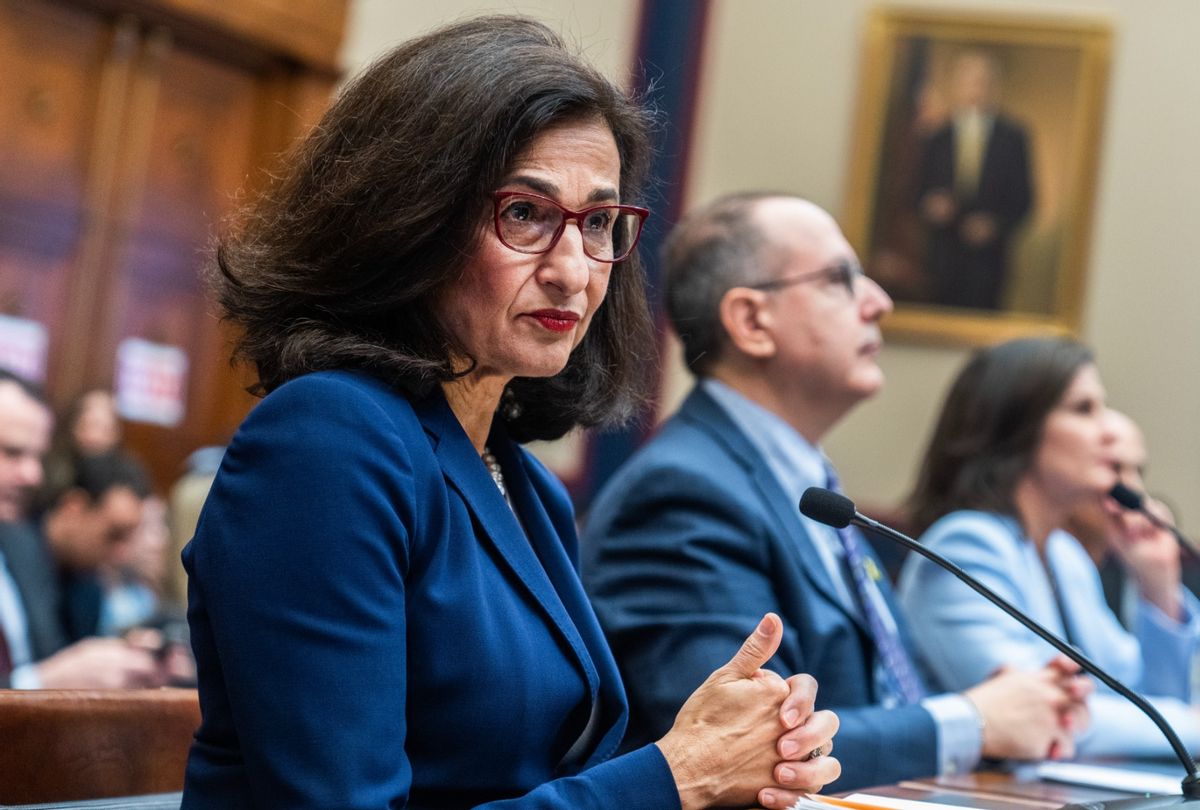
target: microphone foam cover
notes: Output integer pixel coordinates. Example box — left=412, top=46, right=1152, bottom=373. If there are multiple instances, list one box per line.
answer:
left=1109, top=482, right=1144, bottom=511
left=800, top=487, right=856, bottom=529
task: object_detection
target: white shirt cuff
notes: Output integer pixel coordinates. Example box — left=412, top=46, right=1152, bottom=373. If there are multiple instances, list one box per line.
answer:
left=923, top=693, right=983, bottom=776
left=9, top=662, right=42, bottom=690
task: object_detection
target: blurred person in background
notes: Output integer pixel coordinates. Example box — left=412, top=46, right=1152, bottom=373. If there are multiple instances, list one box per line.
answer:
left=40, top=451, right=152, bottom=642
left=1067, top=409, right=1200, bottom=624
left=901, top=337, right=1200, bottom=757
left=0, top=371, right=163, bottom=688
left=163, top=445, right=224, bottom=611
left=583, top=193, right=1086, bottom=792
left=42, top=389, right=124, bottom=502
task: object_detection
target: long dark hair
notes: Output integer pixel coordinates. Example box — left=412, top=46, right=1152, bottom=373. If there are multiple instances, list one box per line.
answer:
left=211, top=16, right=656, bottom=442
left=908, top=336, right=1095, bottom=534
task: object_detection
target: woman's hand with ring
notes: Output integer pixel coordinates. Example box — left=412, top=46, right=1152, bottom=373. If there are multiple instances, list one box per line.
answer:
left=765, top=675, right=840, bottom=807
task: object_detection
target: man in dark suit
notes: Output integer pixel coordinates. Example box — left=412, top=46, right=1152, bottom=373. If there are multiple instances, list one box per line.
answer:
left=40, top=451, right=152, bottom=642
left=582, top=193, right=1088, bottom=790
left=0, top=371, right=160, bottom=688
left=916, top=50, right=1033, bottom=310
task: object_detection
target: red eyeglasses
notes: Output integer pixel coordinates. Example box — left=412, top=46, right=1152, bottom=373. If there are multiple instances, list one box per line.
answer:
left=492, top=191, right=650, bottom=263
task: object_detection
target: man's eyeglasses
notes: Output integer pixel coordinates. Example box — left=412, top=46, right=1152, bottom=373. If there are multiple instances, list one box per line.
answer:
left=744, top=260, right=864, bottom=298
left=492, top=191, right=650, bottom=263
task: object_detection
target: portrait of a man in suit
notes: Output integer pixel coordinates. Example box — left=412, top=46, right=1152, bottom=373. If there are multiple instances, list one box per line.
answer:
left=846, top=12, right=1110, bottom=341
left=915, top=50, right=1033, bottom=311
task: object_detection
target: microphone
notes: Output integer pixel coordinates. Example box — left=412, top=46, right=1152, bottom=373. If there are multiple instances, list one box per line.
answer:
left=799, top=486, right=1200, bottom=810
left=1109, top=483, right=1200, bottom=565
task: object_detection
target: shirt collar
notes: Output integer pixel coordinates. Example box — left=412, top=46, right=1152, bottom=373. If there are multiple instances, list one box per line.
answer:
left=701, top=378, right=828, bottom=502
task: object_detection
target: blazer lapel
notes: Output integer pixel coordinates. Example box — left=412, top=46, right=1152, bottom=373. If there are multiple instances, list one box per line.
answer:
left=412, top=394, right=601, bottom=716
left=496, top=438, right=629, bottom=768
left=678, top=387, right=871, bottom=635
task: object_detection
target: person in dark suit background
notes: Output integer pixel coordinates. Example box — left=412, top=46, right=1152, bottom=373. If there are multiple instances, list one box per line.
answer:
left=582, top=193, right=1088, bottom=791
left=0, top=370, right=162, bottom=688
left=38, top=451, right=151, bottom=642
left=916, top=49, right=1033, bottom=310
left=182, top=18, right=839, bottom=809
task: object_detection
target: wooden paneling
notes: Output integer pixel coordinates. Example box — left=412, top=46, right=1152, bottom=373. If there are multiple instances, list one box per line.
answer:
left=0, top=0, right=345, bottom=490
left=0, top=0, right=122, bottom=387
left=100, top=40, right=264, bottom=482
left=65, top=0, right=347, bottom=72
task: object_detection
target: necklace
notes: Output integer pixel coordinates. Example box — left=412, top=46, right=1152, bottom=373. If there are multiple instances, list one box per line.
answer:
left=482, top=446, right=507, bottom=497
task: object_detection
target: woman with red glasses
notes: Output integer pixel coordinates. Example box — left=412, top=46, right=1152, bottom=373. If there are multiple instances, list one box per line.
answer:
left=180, top=16, right=838, bottom=809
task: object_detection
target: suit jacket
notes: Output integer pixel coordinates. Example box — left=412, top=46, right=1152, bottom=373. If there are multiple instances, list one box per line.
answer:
left=900, top=510, right=1200, bottom=758
left=916, top=114, right=1033, bottom=310
left=0, top=521, right=68, bottom=685
left=182, top=371, right=677, bottom=809
left=581, top=386, right=938, bottom=791
left=917, top=114, right=1032, bottom=236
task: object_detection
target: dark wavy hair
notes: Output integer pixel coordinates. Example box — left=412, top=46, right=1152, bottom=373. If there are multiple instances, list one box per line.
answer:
left=908, top=336, right=1095, bottom=534
left=211, top=16, right=657, bottom=442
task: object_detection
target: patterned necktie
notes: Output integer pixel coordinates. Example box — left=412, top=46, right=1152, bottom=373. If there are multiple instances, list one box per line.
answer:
left=823, top=462, right=925, bottom=704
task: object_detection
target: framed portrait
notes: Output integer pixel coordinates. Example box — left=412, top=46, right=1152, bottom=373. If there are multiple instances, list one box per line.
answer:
left=842, top=8, right=1112, bottom=345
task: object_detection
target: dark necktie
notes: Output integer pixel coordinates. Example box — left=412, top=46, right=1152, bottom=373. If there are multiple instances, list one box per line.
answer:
left=823, top=461, right=925, bottom=704
left=0, top=625, right=13, bottom=678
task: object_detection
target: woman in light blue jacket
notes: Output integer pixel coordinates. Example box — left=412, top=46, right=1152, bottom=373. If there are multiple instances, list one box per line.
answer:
left=899, top=337, right=1200, bottom=757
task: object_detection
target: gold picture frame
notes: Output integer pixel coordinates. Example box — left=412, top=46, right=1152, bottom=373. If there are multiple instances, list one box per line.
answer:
left=842, top=7, right=1112, bottom=345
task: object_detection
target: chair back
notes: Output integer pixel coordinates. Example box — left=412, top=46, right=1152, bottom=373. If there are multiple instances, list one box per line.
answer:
left=0, top=689, right=198, bottom=805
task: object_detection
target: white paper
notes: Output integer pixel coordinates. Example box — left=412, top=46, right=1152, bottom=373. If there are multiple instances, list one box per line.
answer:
left=790, top=793, right=974, bottom=810
left=0, top=315, right=47, bottom=382
left=1034, top=762, right=1181, bottom=795
left=114, top=337, right=188, bottom=427
left=841, top=792, right=973, bottom=810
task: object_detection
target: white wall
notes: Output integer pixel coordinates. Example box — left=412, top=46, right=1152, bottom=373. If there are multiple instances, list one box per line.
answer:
left=344, top=0, right=1200, bottom=522
left=685, top=0, right=1200, bottom=520
left=342, top=0, right=640, bottom=84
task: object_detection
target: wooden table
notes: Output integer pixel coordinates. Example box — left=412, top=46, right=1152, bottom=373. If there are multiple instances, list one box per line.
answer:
left=858, top=765, right=1183, bottom=810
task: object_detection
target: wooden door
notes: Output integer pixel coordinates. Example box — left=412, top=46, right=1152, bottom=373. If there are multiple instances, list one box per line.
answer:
left=0, top=0, right=344, bottom=491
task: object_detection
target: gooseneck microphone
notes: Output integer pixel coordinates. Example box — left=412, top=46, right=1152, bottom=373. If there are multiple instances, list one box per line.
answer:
left=1109, top=483, right=1200, bottom=565
left=799, top=487, right=1200, bottom=810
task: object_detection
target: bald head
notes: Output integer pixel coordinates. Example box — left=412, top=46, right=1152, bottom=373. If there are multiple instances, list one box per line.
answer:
left=665, top=193, right=830, bottom=375
left=951, top=50, right=1000, bottom=111
left=1108, top=409, right=1147, bottom=492
left=752, top=197, right=853, bottom=271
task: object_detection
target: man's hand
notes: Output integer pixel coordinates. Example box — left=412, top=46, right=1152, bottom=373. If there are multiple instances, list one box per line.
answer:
left=36, top=637, right=165, bottom=689
left=960, top=212, right=998, bottom=246
left=920, top=190, right=957, bottom=225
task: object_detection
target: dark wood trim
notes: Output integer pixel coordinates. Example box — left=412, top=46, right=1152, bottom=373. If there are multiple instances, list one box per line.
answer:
left=52, top=0, right=347, bottom=76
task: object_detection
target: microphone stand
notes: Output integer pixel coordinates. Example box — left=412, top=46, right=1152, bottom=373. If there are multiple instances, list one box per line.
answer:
left=1110, top=483, right=1200, bottom=567
left=801, top=488, right=1200, bottom=810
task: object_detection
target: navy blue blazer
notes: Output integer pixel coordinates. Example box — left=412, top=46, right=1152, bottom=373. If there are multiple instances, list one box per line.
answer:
left=182, top=371, right=676, bottom=809
left=582, top=386, right=937, bottom=791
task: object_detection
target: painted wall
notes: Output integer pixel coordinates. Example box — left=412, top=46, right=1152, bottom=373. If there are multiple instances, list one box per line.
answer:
left=344, top=0, right=1200, bottom=523
left=684, top=0, right=1200, bottom=521
left=342, top=0, right=640, bottom=84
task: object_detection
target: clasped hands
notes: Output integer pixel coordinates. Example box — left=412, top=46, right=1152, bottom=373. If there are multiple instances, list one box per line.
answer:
left=965, top=655, right=1093, bottom=762
left=656, top=613, right=841, bottom=810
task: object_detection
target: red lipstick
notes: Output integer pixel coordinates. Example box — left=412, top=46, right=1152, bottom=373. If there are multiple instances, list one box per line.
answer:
left=527, top=309, right=579, bottom=333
